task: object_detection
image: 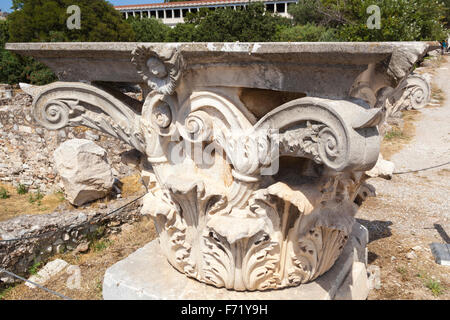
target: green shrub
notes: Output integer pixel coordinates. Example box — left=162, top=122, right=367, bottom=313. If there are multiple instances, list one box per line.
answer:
left=1, top=0, right=135, bottom=86
left=128, top=17, right=170, bottom=42
left=16, top=184, right=28, bottom=195
left=28, top=260, right=42, bottom=275
left=0, top=187, right=10, bottom=199
left=275, top=23, right=338, bottom=42
left=28, top=189, right=44, bottom=204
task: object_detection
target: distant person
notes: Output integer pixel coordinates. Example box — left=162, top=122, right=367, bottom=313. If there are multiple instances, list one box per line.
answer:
left=441, top=40, right=448, bottom=55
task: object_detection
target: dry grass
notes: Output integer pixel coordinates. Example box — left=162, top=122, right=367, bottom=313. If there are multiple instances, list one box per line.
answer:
left=1, top=216, right=157, bottom=300
left=428, top=84, right=446, bottom=108
left=0, top=183, right=67, bottom=222
left=71, top=126, right=90, bottom=134
left=120, top=173, right=145, bottom=198
left=437, top=168, right=450, bottom=176
left=0, top=172, right=145, bottom=221
left=359, top=197, right=450, bottom=300
left=366, top=232, right=449, bottom=300
left=381, top=110, right=420, bottom=160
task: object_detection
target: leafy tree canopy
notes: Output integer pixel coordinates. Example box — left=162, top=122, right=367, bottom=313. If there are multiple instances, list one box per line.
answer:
left=8, top=0, right=134, bottom=42
left=0, top=20, right=9, bottom=48
left=182, top=3, right=291, bottom=42
left=128, top=17, right=171, bottom=42
left=275, top=23, right=338, bottom=42
left=288, top=0, right=448, bottom=41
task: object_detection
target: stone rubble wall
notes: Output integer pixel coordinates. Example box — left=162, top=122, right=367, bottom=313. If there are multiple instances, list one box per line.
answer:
left=0, top=196, right=143, bottom=287
left=0, top=89, right=139, bottom=193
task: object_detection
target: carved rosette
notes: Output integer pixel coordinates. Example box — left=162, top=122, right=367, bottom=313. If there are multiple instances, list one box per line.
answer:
left=24, top=45, right=384, bottom=291
left=132, top=45, right=183, bottom=95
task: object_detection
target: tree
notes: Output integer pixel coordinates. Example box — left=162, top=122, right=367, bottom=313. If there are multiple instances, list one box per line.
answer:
left=8, top=0, right=134, bottom=42
left=2, top=0, right=135, bottom=85
left=287, top=0, right=347, bottom=27
left=128, top=17, right=171, bottom=42
left=166, top=23, right=197, bottom=42
left=337, top=0, right=447, bottom=41
left=275, top=23, right=338, bottom=42
left=0, top=20, right=8, bottom=48
left=288, top=0, right=448, bottom=41
left=185, top=3, right=291, bottom=42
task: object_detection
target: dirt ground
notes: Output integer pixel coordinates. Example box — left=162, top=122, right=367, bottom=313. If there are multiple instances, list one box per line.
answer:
left=1, top=56, right=449, bottom=301
left=358, top=55, right=450, bottom=300
left=0, top=182, right=68, bottom=222
left=0, top=173, right=144, bottom=222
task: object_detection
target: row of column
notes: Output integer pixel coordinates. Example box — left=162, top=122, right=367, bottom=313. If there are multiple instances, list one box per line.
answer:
left=122, top=2, right=292, bottom=20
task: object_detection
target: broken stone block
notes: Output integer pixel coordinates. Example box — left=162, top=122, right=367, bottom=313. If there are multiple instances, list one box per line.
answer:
left=53, top=139, right=114, bottom=206
left=26, top=259, right=69, bottom=289
left=430, top=243, right=450, bottom=266
left=367, top=265, right=381, bottom=290
left=366, top=154, right=395, bottom=180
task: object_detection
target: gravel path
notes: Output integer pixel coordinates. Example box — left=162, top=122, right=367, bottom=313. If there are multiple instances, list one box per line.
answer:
left=357, top=55, right=450, bottom=299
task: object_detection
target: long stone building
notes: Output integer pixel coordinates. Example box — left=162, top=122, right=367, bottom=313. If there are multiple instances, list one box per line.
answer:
left=114, top=0, right=297, bottom=26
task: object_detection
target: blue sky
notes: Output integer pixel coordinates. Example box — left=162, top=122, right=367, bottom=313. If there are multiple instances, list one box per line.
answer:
left=0, top=1, right=161, bottom=13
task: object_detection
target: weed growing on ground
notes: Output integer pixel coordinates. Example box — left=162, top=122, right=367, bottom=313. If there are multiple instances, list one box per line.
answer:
left=396, top=266, right=409, bottom=281
left=28, top=260, right=43, bottom=275
left=425, top=278, right=444, bottom=296
left=384, top=129, right=406, bottom=140
left=416, top=271, right=445, bottom=296
left=16, top=184, right=28, bottom=195
left=0, top=286, right=14, bottom=300
left=28, top=189, right=44, bottom=205
left=0, top=187, right=9, bottom=199
left=55, top=190, right=65, bottom=201
left=92, top=239, right=112, bottom=252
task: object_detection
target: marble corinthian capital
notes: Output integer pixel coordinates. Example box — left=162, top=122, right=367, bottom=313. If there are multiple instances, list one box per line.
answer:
left=6, top=42, right=428, bottom=291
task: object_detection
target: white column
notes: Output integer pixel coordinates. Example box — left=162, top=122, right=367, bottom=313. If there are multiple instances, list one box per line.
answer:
left=125, top=12, right=128, bottom=19
left=140, top=11, right=143, bottom=19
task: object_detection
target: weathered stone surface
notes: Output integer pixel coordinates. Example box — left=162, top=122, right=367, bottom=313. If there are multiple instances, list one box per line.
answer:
left=367, top=265, right=382, bottom=290
left=430, top=243, right=450, bottom=266
left=334, top=262, right=369, bottom=300
left=103, top=223, right=369, bottom=300
left=366, top=155, right=395, bottom=180
left=0, top=90, right=136, bottom=194
left=26, top=259, right=69, bottom=288
left=6, top=42, right=428, bottom=102
left=428, top=49, right=441, bottom=57
left=385, top=73, right=431, bottom=120
left=0, top=197, right=142, bottom=283
left=53, top=139, right=114, bottom=206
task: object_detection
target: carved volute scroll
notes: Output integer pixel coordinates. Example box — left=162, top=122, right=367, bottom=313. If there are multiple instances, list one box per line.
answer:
left=385, top=73, right=431, bottom=119
left=23, top=81, right=145, bottom=153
